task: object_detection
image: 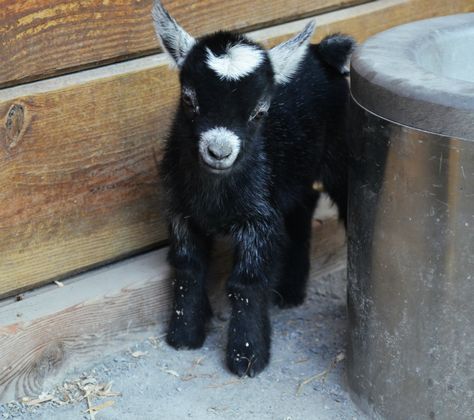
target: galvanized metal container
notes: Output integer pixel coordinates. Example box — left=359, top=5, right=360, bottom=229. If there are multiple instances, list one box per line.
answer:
left=347, top=14, right=474, bottom=420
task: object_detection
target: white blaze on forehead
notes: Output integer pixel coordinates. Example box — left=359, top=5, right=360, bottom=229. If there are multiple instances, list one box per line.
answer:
left=199, top=127, right=241, bottom=169
left=206, top=44, right=265, bottom=81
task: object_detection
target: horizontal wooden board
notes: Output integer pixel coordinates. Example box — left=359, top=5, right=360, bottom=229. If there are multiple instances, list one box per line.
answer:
left=0, top=54, right=175, bottom=297
left=0, top=219, right=347, bottom=403
left=0, top=0, right=370, bottom=88
left=0, top=0, right=473, bottom=297
left=253, top=0, right=474, bottom=47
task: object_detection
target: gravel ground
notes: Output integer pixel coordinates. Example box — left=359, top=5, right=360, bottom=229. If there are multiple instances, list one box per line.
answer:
left=0, top=269, right=367, bottom=420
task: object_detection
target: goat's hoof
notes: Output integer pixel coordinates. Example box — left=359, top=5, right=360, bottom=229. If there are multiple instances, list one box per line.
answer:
left=226, top=342, right=270, bottom=377
left=273, top=288, right=306, bottom=308
left=166, top=321, right=206, bottom=350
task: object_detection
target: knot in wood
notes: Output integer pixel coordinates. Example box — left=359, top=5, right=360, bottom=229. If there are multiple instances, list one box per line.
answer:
left=32, top=342, right=65, bottom=385
left=5, top=104, right=25, bottom=148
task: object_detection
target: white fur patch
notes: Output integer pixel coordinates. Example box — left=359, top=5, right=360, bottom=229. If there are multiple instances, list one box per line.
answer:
left=199, top=127, right=241, bottom=170
left=206, top=44, right=265, bottom=81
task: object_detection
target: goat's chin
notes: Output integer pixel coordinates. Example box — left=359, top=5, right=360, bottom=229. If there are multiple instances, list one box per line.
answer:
left=199, top=156, right=237, bottom=175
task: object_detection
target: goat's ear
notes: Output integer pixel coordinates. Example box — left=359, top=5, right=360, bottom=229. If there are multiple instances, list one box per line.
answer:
left=152, top=0, right=196, bottom=68
left=268, top=21, right=316, bottom=85
left=317, top=34, right=356, bottom=75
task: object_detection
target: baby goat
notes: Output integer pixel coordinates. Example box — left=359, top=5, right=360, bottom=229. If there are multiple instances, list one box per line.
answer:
left=152, top=0, right=354, bottom=377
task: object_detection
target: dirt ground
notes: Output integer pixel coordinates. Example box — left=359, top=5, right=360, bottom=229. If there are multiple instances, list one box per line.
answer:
left=0, top=268, right=367, bottom=420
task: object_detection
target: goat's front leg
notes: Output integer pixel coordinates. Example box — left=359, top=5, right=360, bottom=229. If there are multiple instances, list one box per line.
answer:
left=166, top=216, right=212, bottom=349
left=226, top=218, right=282, bottom=377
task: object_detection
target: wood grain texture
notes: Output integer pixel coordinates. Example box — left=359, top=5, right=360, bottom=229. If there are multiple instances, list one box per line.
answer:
left=0, top=55, right=175, bottom=297
left=1, top=0, right=473, bottom=297
left=252, top=0, right=474, bottom=47
left=0, top=0, right=370, bottom=87
left=0, top=219, right=346, bottom=403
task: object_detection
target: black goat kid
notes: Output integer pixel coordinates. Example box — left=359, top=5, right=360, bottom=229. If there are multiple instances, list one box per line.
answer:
left=152, top=0, right=354, bottom=377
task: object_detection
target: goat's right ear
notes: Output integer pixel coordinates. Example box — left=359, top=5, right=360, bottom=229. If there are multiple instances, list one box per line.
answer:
left=268, top=21, right=316, bottom=84
left=152, top=0, right=196, bottom=68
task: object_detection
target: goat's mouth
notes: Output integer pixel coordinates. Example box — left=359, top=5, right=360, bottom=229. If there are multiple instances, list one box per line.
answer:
left=199, top=147, right=239, bottom=174
left=200, top=158, right=235, bottom=174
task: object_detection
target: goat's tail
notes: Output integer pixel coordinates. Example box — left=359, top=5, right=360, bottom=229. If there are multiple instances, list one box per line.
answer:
left=316, top=34, right=356, bottom=75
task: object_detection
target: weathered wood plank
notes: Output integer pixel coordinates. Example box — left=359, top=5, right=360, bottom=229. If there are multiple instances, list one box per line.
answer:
left=0, top=0, right=370, bottom=87
left=0, top=54, right=175, bottom=297
left=253, top=0, right=474, bottom=47
left=0, top=219, right=346, bottom=403
left=0, top=0, right=472, bottom=297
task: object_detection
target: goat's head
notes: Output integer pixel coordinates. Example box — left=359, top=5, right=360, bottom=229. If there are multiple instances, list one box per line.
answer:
left=152, top=0, right=315, bottom=174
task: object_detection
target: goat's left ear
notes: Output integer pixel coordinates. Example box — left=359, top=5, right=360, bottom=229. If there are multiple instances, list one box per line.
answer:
left=268, top=21, right=316, bottom=85
left=152, top=0, right=196, bottom=68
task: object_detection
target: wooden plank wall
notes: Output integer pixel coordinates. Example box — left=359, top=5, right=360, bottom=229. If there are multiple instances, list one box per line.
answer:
left=0, top=0, right=368, bottom=88
left=1, top=0, right=474, bottom=297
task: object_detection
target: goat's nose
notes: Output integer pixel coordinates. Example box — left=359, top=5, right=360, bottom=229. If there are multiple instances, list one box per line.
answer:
left=207, top=144, right=232, bottom=161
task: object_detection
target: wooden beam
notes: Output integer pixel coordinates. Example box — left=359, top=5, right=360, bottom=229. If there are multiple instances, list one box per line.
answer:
left=0, top=0, right=473, bottom=297
left=0, top=219, right=346, bottom=403
left=0, top=0, right=370, bottom=88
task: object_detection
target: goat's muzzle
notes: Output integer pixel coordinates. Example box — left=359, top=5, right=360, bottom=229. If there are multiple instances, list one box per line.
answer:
left=199, top=127, right=241, bottom=173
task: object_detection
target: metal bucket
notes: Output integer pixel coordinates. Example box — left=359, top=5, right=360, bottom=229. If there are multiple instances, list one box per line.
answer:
left=347, top=14, right=474, bottom=420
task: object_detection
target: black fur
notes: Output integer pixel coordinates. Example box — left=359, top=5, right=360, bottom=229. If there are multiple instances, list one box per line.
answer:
left=160, top=30, right=354, bottom=377
left=317, top=33, right=355, bottom=75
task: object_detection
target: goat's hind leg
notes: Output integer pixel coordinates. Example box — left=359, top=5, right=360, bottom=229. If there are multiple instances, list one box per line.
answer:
left=166, top=217, right=213, bottom=349
left=275, top=192, right=318, bottom=308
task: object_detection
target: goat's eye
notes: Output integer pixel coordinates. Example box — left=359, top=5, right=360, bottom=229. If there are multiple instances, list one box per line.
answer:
left=181, top=88, right=198, bottom=115
left=254, top=110, right=267, bottom=120
left=182, top=93, right=194, bottom=108
left=249, top=101, right=270, bottom=121
left=250, top=106, right=269, bottom=122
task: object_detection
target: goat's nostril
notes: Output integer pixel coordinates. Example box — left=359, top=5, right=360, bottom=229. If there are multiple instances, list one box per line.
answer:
left=207, top=147, right=219, bottom=160
left=207, top=145, right=232, bottom=161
